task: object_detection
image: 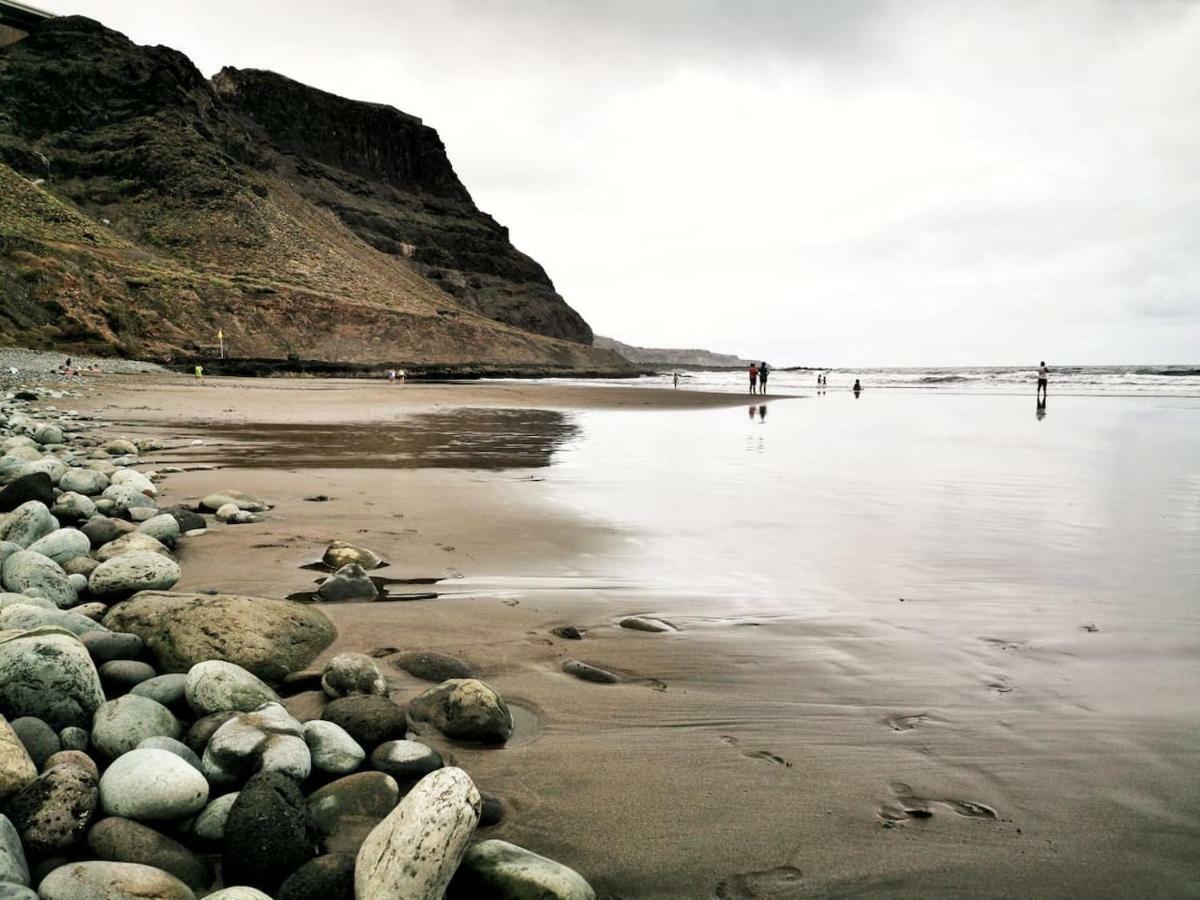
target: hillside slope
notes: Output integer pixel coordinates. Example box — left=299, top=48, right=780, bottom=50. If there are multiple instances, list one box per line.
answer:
left=0, top=16, right=616, bottom=368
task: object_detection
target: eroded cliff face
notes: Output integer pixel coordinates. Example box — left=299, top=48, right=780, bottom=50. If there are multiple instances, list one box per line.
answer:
left=0, top=16, right=607, bottom=365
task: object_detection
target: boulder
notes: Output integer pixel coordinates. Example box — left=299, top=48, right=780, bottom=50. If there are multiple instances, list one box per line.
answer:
left=222, top=771, right=316, bottom=892
left=50, top=492, right=96, bottom=523
left=81, top=516, right=135, bottom=548
left=137, top=514, right=180, bottom=545
left=302, top=720, right=365, bottom=776
left=58, top=468, right=109, bottom=497
left=105, top=439, right=139, bottom=457
left=0, top=716, right=37, bottom=798
left=370, top=739, right=443, bottom=782
left=131, top=674, right=188, bottom=712
left=7, top=763, right=98, bottom=854
left=259, top=734, right=311, bottom=781
left=110, top=469, right=156, bottom=497
left=79, top=630, right=145, bottom=664
left=43, top=750, right=97, bottom=779
left=191, top=792, right=238, bottom=843
left=390, top=650, right=478, bottom=682
left=316, top=564, right=378, bottom=602
left=0, top=551, right=75, bottom=608
left=89, top=552, right=181, bottom=595
left=0, top=502, right=57, bottom=548
left=320, top=695, right=408, bottom=748
left=136, top=737, right=201, bottom=772
left=201, top=704, right=302, bottom=786
left=562, top=660, right=620, bottom=684
left=278, top=855, right=354, bottom=900
left=321, top=652, right=387, bottom=698
left=91, top=695, right=180, bottom=759
left=26, top=528, right=90, bottom=566
left=0, top=604, right=104, bottom=636
left=307, top=771, right=399, bottom=844
left=204, top=889, right=271, bottom=900
left=0, top=474, right=54, bottom=513
left=185, top=660, right=279, bottom=715
left=449, top=840, right=597, bottom=900
left=9, top=716, right=59, bottom=769
left=407, top=678, right=514, bottom=744
left=183, top=711, right=236, bottom=756
left=87, top=817, right=213, bottom=891
left=102, top=592, right=336, bottom=682
left=0, top=629, right=105, bottom=728
left=0, top=813, right=29, bottom=887
left=99, top=749, right=208, bottom=822
left=99, top=659, right=158, bottom=693
left=322, top=541, right=384, bottom=570
left=160, top=507, right=206, bottom=533
left=0, top=591, right=53, bottom=611
left=36, top=861, right=194, bottom=900
left=100, top=484, right=157, bottom=514
left=354, top=767, right=480, bottom=900
left=32, top=424, right=63, bottom=445
left=619, top=616, right=675, bottom=633
left=200, top=490, right=269, bottom=513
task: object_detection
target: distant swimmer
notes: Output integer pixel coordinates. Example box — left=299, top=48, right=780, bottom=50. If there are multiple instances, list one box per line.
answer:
left=748, top=363, right=759, bottom=395
left=1037, top=360, right=1048, bottom=403
left=853, top=378, right=862, bottom=397
left=758, top=362, right=770, bottom=395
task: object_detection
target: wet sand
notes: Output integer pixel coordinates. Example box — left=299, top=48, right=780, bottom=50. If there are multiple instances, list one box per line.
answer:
left=76, top=375, right=1199, bottom=899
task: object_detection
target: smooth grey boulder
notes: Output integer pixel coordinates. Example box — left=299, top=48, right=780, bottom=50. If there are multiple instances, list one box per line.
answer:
left=354, top=767, right=480, bottom=900
left=6, top=763, right=98, bottom=854
left=42, top=749, right=98, bottom=779
left=619, top=615, right=676, bottom=633
left=100, top=659, right=158, bottom=693
left=316, top=564, right=378, bottom=602
left=51, top=492, right=97, bottom=522
left=0, top=604, right=105, bottom=636
left=0, top=629, right=105, bottom=729
left=79, top=630, right=145, bottom=663
left=92, top=695, right=181, bottom=759
left=59, top=468, right=109, bottom=496
left=450, top=839, right=597, bottom=900
left=0, top=884, right=36, bottom=899
left=190, top=792, right=238, bottom=843
left=131, top=674, right=188, bottom=711
left=0, top=591, right=54, bottom=611
left=100, top=483, right=157, bottom=514
left=321, top=652, right=387, bottom=698
left=0, top=551, right=75, bottom=608
left=201, top=703, right=302, bottom=786
left=137, top=736, right=202, bottom=772
left=302, top=720, right=365, bottom=775
left=99, top=748, right=209, bottom=821
left=81, top=516, right=135, bottom=548
left=562, top=659, right=620, bottom=684
left=0, top=814, right=29, bottom=887
left=138, top=514, right=180, bottom=545
left=204, top=890, right=271, bottom=900
left=370, top=739, right=443, bottom=782
left=110, top=469, right=157, bottom=496
left=87, top=816, right=213, bottom=891
left=58, top=726, right=90, bottom=752
left=89, top=552, right=181, bottom=595
left=9, top=716, right=59, bottom=769
left=258, top=734, right=311, bottom=781
left=94, top=532, right=170, bottom=563
left=407, top=678, right=514, bottom=744
left=26, top=528, right=90, bottom=566
left=102, top=592, right=336, bottom=682
left=32, top=424, right=62, bottom=446
left=322, top=540, right=384, bottom=570
left=36, top=861, right=194, bottom=900
left=200, top=490, right=268, bottom=513
left=185, top=660, right=279, bottom=716
left=0, top=502, right=57, bottom=548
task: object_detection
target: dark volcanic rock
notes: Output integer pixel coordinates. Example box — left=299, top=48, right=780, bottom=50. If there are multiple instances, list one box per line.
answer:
left=0, top=473, right=54, bottom=513
left=8, top=763, right=99, bottom=854
left=278, top=854, right=355, bottom=900
left=320, top=695, right=407, bottom=748
left=223, top=771, right=317, bottom=892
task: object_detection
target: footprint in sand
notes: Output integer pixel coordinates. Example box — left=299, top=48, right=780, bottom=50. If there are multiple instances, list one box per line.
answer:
left=878, top=781, right=997, bottom=824
left=719, top=735, right=792, bottom=767
left=987, top=675, right=1015, bottom=694
left=882, top=714, right=928, bottom=732
left=715, top=865, right=804, bottom=899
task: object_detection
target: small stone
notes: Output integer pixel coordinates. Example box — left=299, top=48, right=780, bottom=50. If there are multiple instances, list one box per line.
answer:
left=370, top=739, right=443, bottom=782
left=7, top=763, right=98, bottom=854
left=42, top=751, right=97, bottom=779
left=407, top=678, right=513, bottom=744
left=450, top=839, right=597, bottom=900
left=302, top=720, right=365, bottom=775
left=619, top=615, right=675, bottom=633
left=105, top=439, right=139, bottom=457
left=316, top=564, right=378, bottom=602
left=37, top=861, right=194, bottom=900
left=10, top=717, right=60, bottom=769
left=0, top=501, right=57, bottom=548
left=205, top=888, right=272, bottom=900
left=183, top=711, right=237, bottom=756
left=479, top=791, right=506, bottom=827
left=136, top=736, right=202, bottom=772
left=58, top=469, right=109, bottom=497
left=99, top=748, right=208, bottom=821
left=214, top=503, right=241, bottom=523
left=321, top=653, right=387, bottom=698
left=58, top=726, right=89, bottom=752
left=86, top=816, right=213, bottom=891
left=159, top=507, right=206, bottom=533
left=185, top=660, right=279, bottom=716
left=354, top=767, right=480, bottom=900
left=322, top=541, right=384, bottom=570
left=278, top=854, right=355, bottom=900
left=94, top=532, right=171, bottom=562
left=551, top=625, right=584, bottom=640
left=51, top=492, right=97, bottom=522
left=321, top=695, right=408, bottom=748
left=562, top=660, right=620, bottom=684
left=79, top=630, right=146, bottom=663
left=258, top=734, right=311, bottom=780
left=100, top=659, right=159, bottom=693
left=131, top=674, right=189, bottom=712
left=89, top=552, right=181, bottom=595
left=81, top=516, right=135, bottom=548
left=0, top=813, right=29, bottom=887
left=388, top=650, right=477, bottom=682
left=190, top=792, right=238, bottom=843
left=0, top=550, right=75, bottom=608
left=138, top=514, right=181, bottom=545
left=282, top=690, right=327, bottom=723
left=0, top=604, right=102, bottom=636
left=26, top=528, right=90, bottom=566
left=91, top=695, right=180, bottom=760
left=222, top=771, right=316, bottom=892
left=307, top=771, right=399, bottom=847
left=0, top=717, right=37, bottom=798
left=200, top=490, right=269, bottom=513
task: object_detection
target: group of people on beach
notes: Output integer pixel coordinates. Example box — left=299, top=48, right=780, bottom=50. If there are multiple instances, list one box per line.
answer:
left=57, top=358, right=102, bottom=376
left=748, top=362, right=770, bottom=394
left=386, top=368, right=407, bottom=384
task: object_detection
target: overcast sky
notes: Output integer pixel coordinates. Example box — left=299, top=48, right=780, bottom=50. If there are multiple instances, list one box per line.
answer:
left=40, top=0, right=1200, bottom=365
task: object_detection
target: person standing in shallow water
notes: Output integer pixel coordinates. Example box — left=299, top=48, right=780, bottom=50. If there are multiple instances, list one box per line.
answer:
left=758, top=361, right=770, bottom=395
left=1037, top=360, right=1049, bottom=404
left=748, top=363, right=759, bottom=395
left=853, top=378, right=862, bottom=397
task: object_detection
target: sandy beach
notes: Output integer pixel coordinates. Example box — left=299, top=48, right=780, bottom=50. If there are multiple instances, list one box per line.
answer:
left=69, top=374, right=1200, bottom=899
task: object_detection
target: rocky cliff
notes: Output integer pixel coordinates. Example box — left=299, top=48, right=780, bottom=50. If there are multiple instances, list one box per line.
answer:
left=594, top=336, right=752, bottom=368
left=0, top=16, right=614, bottom=368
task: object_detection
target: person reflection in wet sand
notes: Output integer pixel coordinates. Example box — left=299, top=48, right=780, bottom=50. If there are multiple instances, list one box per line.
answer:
left=1037, top=399, right=1047, bottom=420
left=748, top=405, right=756, bottom=420
left=758, top=405, right=767, bottom=421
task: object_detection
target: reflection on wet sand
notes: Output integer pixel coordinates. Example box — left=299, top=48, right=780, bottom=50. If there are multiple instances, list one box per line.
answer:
left=161, top=408, right=581, bottom=469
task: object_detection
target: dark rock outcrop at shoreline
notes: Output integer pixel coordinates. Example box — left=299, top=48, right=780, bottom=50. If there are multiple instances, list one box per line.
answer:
left=595, top=335, right=753, bottom=368
left=0, top=16, right=617, bottom=370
